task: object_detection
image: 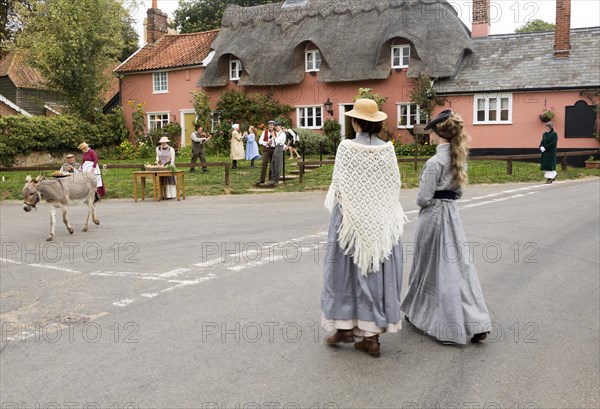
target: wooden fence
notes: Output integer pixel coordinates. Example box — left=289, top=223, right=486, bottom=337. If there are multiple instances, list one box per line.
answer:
left=298, top=149, right=600, bottom=183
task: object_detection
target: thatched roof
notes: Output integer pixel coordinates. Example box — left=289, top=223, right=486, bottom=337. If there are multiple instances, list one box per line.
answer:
left=198, top=0, right=472, bottom=87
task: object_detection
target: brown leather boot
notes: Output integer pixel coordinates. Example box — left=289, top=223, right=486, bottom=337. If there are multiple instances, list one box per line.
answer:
left=354, top=334, right=380, bottom=358
left=324, top=329, right=354, bottom=344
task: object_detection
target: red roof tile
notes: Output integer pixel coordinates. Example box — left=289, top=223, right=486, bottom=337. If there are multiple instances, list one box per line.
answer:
left=115, top=30, right=219, bottom=74
left=0, top=52, right=49, bottom=90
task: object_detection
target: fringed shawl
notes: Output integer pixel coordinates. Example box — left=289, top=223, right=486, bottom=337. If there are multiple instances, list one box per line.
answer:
left=325, top=139, right=408, bottom=276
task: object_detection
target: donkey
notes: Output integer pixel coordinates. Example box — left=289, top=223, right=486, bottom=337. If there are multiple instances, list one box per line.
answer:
left=22, top=173, right=100, bottom=241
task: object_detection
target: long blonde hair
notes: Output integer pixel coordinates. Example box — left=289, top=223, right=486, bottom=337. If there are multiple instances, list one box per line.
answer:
left=433, top=112, right=469, bottom=188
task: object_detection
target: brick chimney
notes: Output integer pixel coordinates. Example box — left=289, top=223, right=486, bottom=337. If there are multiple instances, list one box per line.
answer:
left=146, top=1, right=168, bottom=45
left=554, top=0, right=571, bottom=58
left=472, top=0, right=490, bottom=38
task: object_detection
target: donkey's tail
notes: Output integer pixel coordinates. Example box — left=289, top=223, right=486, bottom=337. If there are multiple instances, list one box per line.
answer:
left=94, top=191, right=101, bottom=204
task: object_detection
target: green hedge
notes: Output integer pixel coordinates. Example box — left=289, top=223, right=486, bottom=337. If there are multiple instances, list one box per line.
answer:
left=0, top=111, right=128, bottom=166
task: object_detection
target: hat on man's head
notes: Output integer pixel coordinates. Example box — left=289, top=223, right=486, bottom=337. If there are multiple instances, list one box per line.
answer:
left=158, top=136, right=170, bottom=143
left=424, top=110, right=453, bottom=130
left=66, top=154, right=74, bottom=158
left=274, top=121, right=282, bottom=126
left=344, top=99, right=387, bottom=122
left=267, top=120, right=276, bottom=125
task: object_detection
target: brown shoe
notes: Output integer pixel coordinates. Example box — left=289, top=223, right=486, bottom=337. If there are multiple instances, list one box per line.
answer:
left=354, top=335, right=380, bottom=358
left=324, top=329, right=354, bottom=344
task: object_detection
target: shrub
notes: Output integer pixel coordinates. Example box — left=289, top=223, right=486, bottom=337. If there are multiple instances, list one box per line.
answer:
left=395, top=142, right=437, bottom=157
left=0, top=112, right=128, bottom=166
left=295, top=128, right=330, bottom=155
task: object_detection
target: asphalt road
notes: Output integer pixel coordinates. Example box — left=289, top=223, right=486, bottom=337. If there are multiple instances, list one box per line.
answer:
left=1, top=178, right=599, bottom=409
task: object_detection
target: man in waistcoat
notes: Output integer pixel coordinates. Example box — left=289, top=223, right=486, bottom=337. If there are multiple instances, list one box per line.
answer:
left=255, top=120, right=277, bottom=186
left=190, top=124, right=211, bottom=172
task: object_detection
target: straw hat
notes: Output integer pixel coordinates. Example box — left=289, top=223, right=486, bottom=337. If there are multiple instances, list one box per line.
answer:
left=158, top=136, right=170, bottom=143
left=345, top=99, right=387, bottom=122
left=78, top=142, right=89, bottom=150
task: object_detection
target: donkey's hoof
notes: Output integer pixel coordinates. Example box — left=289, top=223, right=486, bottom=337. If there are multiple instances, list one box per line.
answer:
left=46, top=235, right=54, bottom=241
left=93, top=219, right=100, bottom=225
left=83, top=227, right=88, bottom=232
left=68, top=228, right=74, bottom=234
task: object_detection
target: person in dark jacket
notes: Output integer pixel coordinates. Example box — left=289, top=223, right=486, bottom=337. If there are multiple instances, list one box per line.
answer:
left=539, top=122, right=558, bottom=184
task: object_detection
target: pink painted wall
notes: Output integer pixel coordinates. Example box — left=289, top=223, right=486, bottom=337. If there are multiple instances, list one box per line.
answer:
left=121, top=67, right=598, bottom=151
left=204, top=69, right=417, bottom=141
left=434, top=91, right=599, bottom=149
left=120, top=66, right=205, bottom=145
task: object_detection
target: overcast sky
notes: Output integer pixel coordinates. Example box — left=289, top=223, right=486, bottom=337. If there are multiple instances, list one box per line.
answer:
left=130, top=0, right=600, bottom=46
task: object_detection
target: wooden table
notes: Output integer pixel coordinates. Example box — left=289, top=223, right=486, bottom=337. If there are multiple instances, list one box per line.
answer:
left=133, top=170, right=186, bottom=202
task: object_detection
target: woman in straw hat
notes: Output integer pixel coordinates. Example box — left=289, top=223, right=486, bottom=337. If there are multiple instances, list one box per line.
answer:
left=78, top=142, right=105, bottom=196
left=321, top=98, right=408, bottom=358
left=400, top=110, right=491, bottom=345
left=156, top=136, right=177, bottom=199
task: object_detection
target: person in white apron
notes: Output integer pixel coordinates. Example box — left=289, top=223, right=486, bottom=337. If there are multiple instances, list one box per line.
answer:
left=156, top=136, right=177, bottom=199
left=78, top=142, right=105, bottom=196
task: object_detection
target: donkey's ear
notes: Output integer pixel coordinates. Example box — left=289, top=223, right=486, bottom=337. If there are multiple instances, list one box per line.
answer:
left=35, top=174, right=44, bottom=182
left=25, top=175, right=32, bottom=182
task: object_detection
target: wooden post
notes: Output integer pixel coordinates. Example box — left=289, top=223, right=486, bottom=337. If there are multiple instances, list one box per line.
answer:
left=561, top=154, right=568, bottom=170
left=507, top=158, right=513, bottom=175
left=299, top=163, right=305, bottom=183
left=224, top=164, right=230, bottom=186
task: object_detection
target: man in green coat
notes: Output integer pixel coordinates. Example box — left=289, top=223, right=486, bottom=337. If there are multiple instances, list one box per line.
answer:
left=539, top=122, right=558, bottom=184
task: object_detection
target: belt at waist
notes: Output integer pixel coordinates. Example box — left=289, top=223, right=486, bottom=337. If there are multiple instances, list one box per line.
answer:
left=433, top=190, right=458, bottom=200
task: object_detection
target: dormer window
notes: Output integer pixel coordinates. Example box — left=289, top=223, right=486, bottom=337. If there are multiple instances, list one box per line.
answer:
left=305, top=50, right=321, bottom=72
left=391, top=45, right=410, bottom=69
left=230, top=59, right=242, bottom=80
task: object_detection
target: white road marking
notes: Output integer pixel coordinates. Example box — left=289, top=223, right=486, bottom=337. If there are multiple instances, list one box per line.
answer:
left=113, top=298, right=134, bottom=307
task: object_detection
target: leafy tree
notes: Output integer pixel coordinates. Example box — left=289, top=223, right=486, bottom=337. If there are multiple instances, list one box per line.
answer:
left=0, top=0, right=35, bottom=58
left=120, top=14, right=139, bottom=62
left=16, top=0, right=128, bottom=120
left=515, top=19, right=555, bottom=33
left=173, top=0, right=277, bottom=33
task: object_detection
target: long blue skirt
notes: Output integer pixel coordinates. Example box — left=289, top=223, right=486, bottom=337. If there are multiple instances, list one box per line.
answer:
left=321, top=205, right=404, bottom=334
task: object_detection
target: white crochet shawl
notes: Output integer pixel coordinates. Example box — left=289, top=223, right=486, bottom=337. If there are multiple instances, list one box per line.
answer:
left=324, top=139, right=407, bottom=276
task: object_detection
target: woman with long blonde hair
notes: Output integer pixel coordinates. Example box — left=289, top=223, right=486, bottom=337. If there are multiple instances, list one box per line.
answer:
left=400, top=110, right=491, bottom=345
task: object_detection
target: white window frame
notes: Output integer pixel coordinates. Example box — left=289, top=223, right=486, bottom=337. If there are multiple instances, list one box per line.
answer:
left=473, top=93, right=513, bottom=124
left=148, top=112, right=170, bottom=130
left=391, top=45, right=410, bottom=69
left=397, top=103, right=427, bottom=129
left=296, top=106, right=323, bottom=129
left=210, top=111, right=220, bottom=133
left=305, top=50, right=321, bottom=72
left=230, top=59, right=242, bottom=80
left=152, top=72, right=168, bottom=93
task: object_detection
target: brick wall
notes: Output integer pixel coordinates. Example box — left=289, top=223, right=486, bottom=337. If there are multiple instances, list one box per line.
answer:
left=554, top=0, right=571, bottom=58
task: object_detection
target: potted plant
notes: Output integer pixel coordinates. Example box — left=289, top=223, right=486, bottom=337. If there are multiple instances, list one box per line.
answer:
left=584, top=156, right=600, bottom=169
left=539, top=106, right=555, bottom=123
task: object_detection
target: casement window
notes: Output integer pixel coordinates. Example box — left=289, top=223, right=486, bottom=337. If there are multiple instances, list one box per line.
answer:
left=210, top=111, right=220, bottom=133
left=148, top=113, right=169, bottom=130
left=391, top=45, right=410, bottom=69
left=230, top=59, right=242, bottom=80
left=397, top=103, right=427, bottom=128
left=297, top=106, right=323, bottom=129
left=153, top=72, right=168, bottom=93
left=305, top=50, right=321, bottom=72
left=474, top=93, right=512, bottom=124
